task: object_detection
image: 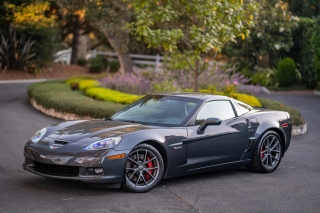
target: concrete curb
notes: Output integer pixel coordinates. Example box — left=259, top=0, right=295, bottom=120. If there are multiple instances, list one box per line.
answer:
left=30, top=98, right=94, bottom=120
left=314, top=91, right=320, bottom=96
left=30, top=98, right=307, bottom=136
left=0, top=78, right=65, bottom=84
left=291, top=123, right=307, bottom=136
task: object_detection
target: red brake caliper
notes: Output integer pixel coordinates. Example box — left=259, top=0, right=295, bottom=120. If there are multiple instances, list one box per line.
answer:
left=261, top=146, right=265, bottom=159
left=145, top=156, right=154, bottom=180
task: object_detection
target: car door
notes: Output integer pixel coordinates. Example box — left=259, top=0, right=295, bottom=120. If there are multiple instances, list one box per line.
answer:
left=186, top=100, right=249, bottom=171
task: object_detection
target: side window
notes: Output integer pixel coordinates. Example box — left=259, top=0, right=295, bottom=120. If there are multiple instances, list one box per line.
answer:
left=196, top=101, right=235, bottom=125
left=236, top=101, right=252, bottom=115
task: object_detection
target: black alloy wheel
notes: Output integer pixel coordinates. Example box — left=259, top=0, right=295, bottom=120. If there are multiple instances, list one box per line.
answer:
left=123, top=144, right=164, bottom=193
left=247, top=131, right=282, bottom=173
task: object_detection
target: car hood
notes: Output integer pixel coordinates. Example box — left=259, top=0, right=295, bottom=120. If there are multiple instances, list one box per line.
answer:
left=46, top=120, right=148, bottom=142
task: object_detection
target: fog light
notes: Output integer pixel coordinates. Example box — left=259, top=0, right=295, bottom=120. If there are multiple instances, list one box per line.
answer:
left=86, top=167, right=103, bottom=175
left=95, top=168, right=103, bottom=174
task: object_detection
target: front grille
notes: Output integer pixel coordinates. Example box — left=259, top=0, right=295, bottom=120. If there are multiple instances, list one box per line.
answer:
left=33, top=161, right=79, bottom=177
left=54, top=140, right=68, bottom=145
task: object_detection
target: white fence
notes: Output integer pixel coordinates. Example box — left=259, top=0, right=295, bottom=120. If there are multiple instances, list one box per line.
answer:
left=54, top=48, right=225, bottom=71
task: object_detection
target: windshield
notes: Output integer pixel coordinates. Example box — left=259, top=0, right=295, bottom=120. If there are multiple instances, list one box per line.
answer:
left=112, top=95, right=201, bottom=126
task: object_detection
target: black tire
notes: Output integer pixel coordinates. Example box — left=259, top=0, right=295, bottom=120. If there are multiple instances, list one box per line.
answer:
left=247, top=131, right=282, bottom=173
left=122, top=143, right=164, bottom=193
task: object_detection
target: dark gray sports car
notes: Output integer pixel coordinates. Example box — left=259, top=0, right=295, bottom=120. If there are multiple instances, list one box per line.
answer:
left=23, top=93, right=292, bottom=192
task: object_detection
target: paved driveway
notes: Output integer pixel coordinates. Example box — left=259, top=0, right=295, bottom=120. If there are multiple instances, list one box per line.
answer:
left=0, top=83, right=319, bottom=213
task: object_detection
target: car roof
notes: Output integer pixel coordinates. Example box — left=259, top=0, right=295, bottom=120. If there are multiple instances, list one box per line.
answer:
left=151, top=92, right=231, bottom=102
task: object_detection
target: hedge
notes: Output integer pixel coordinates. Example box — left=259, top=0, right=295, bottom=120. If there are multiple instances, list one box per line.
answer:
left=184, top=89, right=262, bottom=107
left=85, top=87, right=142, bottom=104
left=257, top=97, right=304, bottom=126
left=28, top=81, right=124, bottom=118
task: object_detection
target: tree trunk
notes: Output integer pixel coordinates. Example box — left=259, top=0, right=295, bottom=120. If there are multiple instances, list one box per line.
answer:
left=193, top=59, right=200, bottom=92
left=117, top=51, right=133, bottom=74
left=70, top=16, right=80, bottom=65
left=105, top=32, right=133, bottom=73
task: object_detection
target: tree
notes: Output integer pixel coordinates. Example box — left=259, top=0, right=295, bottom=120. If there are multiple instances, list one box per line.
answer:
left=53, top=0, right=88, bottom=64
left=223, top=0, right=299, bottom=68
left=129, top=0, right=256, bottom=91
left=287, top=0, right=320, bottom=17
left=85, top=0, right=133, bottom=73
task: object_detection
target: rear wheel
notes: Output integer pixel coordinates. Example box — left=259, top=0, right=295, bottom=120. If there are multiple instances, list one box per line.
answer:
left=123, top=144, right=164, bottom=193
left=247, top=131, right=282, bottom=173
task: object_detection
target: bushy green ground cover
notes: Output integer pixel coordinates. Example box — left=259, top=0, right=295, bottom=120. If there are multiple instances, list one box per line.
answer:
left=28, top=81, right=123, bottom=118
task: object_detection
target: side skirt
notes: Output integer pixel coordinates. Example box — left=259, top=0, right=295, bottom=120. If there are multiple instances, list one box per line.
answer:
left=187, top=159, right=251, bottom=175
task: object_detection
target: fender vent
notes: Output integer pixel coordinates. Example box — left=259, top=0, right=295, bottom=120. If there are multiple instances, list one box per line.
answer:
left=245, top=139, right=252, bottom=152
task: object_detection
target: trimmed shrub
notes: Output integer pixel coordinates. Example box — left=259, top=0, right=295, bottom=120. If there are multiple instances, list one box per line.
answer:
left=28, top=81, right=124, bottom=118
left=109, top=60, right=120, bottom=73
left=65, top=76, right=94, bottom=90
left=276, top=57, right=297, bottom=87
left=78, top=80, right=100, bottom=91
left=90, top=56, right=108, bottom=73
left=257, top=97, right=304, bottom=126
left=251, top=68, right=276, bottom=86
left=183, top=89, right=262, bottom=107
left=85, top=88, right=142, bottom=104
left=77, top=58, right=87, bottom=66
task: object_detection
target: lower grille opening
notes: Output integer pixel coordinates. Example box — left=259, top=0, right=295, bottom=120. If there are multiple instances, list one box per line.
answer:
left=33, top=161, right=79, bottom=177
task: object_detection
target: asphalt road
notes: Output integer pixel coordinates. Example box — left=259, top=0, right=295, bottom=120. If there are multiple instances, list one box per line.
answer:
left=0, top=83, right=319, bottom=213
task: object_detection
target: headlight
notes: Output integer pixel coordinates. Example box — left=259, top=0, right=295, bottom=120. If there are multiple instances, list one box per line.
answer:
left=83, top=137, right=121, bottom=151
left=30, top=127, right=47, bottom=143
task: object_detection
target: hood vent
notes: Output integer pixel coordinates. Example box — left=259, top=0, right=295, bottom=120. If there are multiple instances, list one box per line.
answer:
left=54, top=140, right=69, bottom=145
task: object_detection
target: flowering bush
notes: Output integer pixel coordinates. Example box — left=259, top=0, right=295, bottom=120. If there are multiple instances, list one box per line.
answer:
left=99, top=71, right=151, bottom=95
left=99, top=64, right=250, bottom=95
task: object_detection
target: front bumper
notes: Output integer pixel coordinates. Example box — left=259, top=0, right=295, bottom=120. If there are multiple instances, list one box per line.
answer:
left=23, top=146, right=130, bottom=184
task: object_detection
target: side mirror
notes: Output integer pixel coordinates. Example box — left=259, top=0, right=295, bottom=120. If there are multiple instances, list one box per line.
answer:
left=198, top=117, right=222, bottom=132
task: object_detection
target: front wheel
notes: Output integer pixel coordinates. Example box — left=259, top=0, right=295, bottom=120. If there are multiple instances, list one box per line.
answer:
left=247, top=131, right=282, bottom=173
left=123, top=144, right=164, bottom=193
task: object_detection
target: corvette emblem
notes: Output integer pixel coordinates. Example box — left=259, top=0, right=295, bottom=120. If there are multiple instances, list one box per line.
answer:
left=50, top=145, right=59, bottom=149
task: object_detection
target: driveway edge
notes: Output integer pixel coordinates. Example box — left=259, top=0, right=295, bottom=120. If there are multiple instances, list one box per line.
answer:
left=291, top=123, right=307, bottom=136
left=30, top=98, right=94, bottom=120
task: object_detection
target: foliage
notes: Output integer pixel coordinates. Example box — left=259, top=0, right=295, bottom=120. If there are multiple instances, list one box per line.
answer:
left=85, top=0, right=133, bottom=73
left=223, top=0, right=299, bottom=68
left=79, top=80, right=100, bottom=91
left=5, top=2, right=56, bottom=28
left=65, top=76, right=94, bottom=85
left=16, top=25, right=60, bottom=68
left=310, top=18, right=320, bottom=87
left=257, top=97, right=304, bottom=126
left=251, top=68, right=277, bottom=86
left=0, top=27, right=35, bottom=70
left=85, top=88, right=142, bottom=105
left=129, top=0, right=256, bottom=91
left=77, top=58, right=87, bottom=66
left=28, top=81, right=124, bottom=118
left=286, top=17, right=318, bottom=88
left=1, top=2, right=59, bottom=69
left=108, top=61, right=120, bottom=73
left=90, top=56, right=108, bottom=73
left=276, top=57, right=297, bottom=87
left=184, top=89, right=262, bottom=107
left=100, top=71, right=151, bottom=95
left=287, top=0, right=320, bottom=17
